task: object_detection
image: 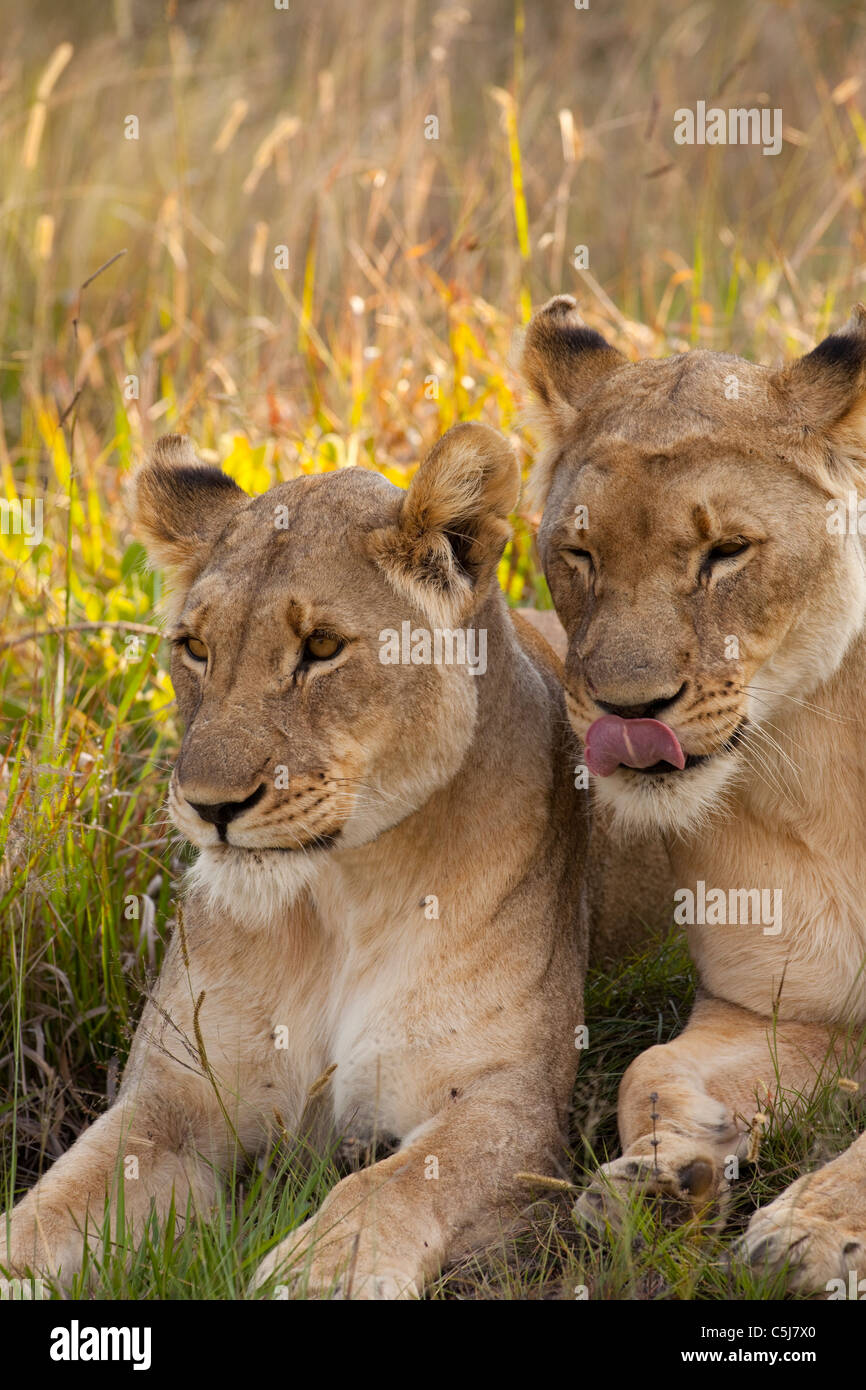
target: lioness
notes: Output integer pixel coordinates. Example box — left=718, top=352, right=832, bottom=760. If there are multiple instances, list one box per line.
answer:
left=3, top=423, right=594, bottom=1299
left=520, top=295, right=866, bottom=1293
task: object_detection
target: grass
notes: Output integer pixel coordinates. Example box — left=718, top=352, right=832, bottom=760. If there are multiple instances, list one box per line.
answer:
left=3, top=0, right=866, bottom=1298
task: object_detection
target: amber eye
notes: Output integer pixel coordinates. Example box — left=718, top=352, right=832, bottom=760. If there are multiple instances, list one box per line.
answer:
left=304, top=632, right=342, bottom=661
left=708, top=538, right=750, bottom=562
left=184, top=636, right=208, bottom=661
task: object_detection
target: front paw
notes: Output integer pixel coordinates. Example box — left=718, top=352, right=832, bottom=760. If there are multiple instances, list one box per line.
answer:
left=0, top=1210, right=77, bottom=1284
left=574, top=1141, right=729, bottom=1237
left=253, top=1202, right=420, bottom=1300
left=732, top=1156, right=866, bottom=1294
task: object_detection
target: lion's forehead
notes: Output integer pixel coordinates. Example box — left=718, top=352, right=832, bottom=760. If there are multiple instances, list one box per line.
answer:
left=564, top=447, right=794, bottom=539
left=555, top=349, right=819, bottom=543
left=213, top=468, right=402, bottom=560
left=248, top=468, right=403, bottom=532
left=186, top=472, right=405, bottom=613
left=577, top=351, right=779, bottom=448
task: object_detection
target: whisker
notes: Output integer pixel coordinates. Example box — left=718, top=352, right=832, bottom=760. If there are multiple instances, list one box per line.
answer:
left=741, top=731, right=803, bottom=803
left=708, top=715, right=790, bottom=804
left=747, top=684, right=855, bottom=726
left=735, top=742, right=790, bottom=803
left=743, top=723, right=806, bottom=792
left=748, top=715, right=813, bottom=765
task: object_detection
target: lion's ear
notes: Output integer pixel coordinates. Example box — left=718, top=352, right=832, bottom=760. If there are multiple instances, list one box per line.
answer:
left=519, top=295, right=627, bottom=507
left=129, top=435, right=248, bottom=610
left=773, top=305, right=866, bottom=432
left=371, top=422, right=520, bottom=627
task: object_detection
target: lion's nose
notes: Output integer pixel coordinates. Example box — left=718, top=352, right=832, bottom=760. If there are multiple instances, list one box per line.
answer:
left=592, top=682, right=686, bottom=721
left=188, top=783, right=266, bottom=830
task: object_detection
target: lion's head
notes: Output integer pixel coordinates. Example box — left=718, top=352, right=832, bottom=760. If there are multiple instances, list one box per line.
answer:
left=520, top=295, right=866, bottom=835
left=132, top=424, right=518, bottom=927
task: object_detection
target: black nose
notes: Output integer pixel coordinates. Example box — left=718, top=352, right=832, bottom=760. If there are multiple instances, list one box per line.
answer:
left=188, top=783, right=266, bottom=830
left=594, top=683, right=686, bottom=721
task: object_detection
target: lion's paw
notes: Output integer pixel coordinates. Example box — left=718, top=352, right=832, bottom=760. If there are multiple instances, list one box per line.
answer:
left=252, top=1217, right=419, bottom=1301
left=574, top=1144, right=729, bottom=1237
left=731, top=1158, right=866, bottom=1295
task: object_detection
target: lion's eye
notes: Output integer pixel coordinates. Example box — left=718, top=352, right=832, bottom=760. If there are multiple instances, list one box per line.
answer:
left=184, top=636, right=208, bottom=661
left=304, top=632, right=343, bottom=662
left=708, top=539, right=750, bottom=563
left=562, top=548, right=593, bottom=569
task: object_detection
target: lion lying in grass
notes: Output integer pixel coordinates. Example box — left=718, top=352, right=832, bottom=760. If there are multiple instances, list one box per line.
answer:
left=4, top=422, right=602, bottom=1299
left=521, top=295, right=866, bottom=1294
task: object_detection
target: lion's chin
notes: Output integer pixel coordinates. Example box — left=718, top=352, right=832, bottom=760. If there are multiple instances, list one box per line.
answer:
left=184, top=844, right=323, bottom=931
left=591, top=752, right=739, bottom=840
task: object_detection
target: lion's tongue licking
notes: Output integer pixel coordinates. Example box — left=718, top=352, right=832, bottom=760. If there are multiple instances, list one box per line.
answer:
left=584, top=715, right=686, bottom=777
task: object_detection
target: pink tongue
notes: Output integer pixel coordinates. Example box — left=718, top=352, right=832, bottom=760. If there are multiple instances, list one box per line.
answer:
left=585, top=715, right=685, bottom=777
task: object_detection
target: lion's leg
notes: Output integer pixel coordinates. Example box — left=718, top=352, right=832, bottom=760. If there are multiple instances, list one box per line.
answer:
left=2, top=922, right=304, bottom=1285
left=576, top=996, right=839, bottom=1230
left=253, top=1071, right=564, bottom=1299
left=1, top=1076, right=234, bottom=1283
left=734, top=1130, right=866, bottom=1293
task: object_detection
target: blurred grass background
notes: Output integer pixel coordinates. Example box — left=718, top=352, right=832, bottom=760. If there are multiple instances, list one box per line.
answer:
left=2, top=0, right=866, bottom=1297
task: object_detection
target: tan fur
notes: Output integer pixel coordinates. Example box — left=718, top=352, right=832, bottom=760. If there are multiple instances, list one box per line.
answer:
left=522, top=296, right=866, bottom=1292
left=515, top=607, right=568, bottom=662
left=2, top=423, right=591, bottom=1300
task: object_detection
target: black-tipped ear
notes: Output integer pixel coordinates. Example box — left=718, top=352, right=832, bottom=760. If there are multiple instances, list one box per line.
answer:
left=130, top=435, right=248, bottom=615
left=773, top=305, right=866, bottom=430
left=519, top=296, right=628, bottom=508
left=370, top=421, right=520, bottom=626
left=520, top=295, right=627, bottom=431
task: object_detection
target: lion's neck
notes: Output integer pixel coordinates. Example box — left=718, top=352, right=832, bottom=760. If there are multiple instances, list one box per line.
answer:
left=673, top=625, right=866, bottom=1022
